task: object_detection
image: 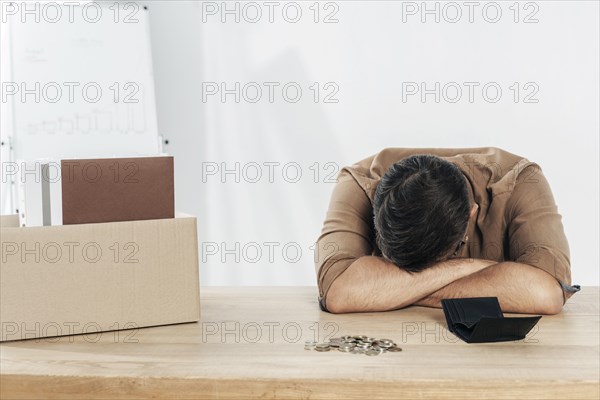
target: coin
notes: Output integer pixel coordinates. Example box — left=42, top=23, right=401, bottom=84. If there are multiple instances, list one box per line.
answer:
left=305, top=335, right=403, bottom=355
left=315, top=343, right=331, bottom=352
left=387, top=346, right=403, bottom=352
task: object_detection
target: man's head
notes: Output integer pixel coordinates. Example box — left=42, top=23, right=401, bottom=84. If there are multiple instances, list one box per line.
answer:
left=373, top=154, right=473, bottom=272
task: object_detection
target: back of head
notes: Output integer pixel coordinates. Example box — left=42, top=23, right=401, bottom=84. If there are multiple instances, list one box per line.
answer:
left=373, top=154, right=471, bottom=272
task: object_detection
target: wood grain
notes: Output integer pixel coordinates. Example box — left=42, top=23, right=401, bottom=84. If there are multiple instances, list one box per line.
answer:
left=1, top=286, right=599, bottom=399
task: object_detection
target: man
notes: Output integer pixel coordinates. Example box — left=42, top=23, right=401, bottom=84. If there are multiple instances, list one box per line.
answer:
left=314, top=147, right=580, bottom=314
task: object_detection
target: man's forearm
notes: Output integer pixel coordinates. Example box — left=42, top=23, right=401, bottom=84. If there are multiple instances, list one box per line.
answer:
left=325, top=256, right=496, bottom=313
left=414, top=261, right=564, bottom=314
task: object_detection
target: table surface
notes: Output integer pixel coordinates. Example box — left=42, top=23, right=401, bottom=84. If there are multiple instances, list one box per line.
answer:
left=1, top=286, right=599, bottom=400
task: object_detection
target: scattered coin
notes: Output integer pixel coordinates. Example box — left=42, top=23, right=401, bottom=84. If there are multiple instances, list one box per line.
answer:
left=375, top=340, right=395, bottom=349
left=387, top=346, right=403, bottom=352
left=305, top=335, right=403, bottom=356
left=304, top=340, right=317, bottom=350
left=315, top=343, right=331, bottom=352
left=338, top=344, right=355, bottom=352
left=366, top=348, right=383, bottom=356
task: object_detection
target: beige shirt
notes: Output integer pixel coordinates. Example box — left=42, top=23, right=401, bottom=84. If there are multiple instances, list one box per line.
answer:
left=315, top=147, right=580, bottom=311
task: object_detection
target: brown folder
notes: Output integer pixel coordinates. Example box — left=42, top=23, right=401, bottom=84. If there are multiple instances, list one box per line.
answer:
left=61, top=156, right=174, bottom=225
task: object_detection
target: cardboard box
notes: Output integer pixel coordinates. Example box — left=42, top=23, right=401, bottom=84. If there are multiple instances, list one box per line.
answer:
left=0, top=214, right=200, bottom=341
left=61, top=156, right=175, bottom=225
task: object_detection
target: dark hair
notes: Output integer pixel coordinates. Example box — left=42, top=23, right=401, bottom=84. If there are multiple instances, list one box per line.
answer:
left=373, top=154, right=471, bottom=272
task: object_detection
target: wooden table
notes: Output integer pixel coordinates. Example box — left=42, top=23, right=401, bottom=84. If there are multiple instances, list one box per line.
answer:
left=1, top=287, right=599, bottom=399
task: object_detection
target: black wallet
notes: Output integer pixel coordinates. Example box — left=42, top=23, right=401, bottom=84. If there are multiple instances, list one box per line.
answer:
left=441, top=297, right=542, bottom=343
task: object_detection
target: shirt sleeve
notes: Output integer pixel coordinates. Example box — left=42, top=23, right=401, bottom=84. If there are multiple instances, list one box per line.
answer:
left=315, top=169, right=375, bottom=310
left=505, top=164, right=580, bottom=304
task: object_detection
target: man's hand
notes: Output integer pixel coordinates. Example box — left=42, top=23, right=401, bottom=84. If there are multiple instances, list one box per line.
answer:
left=325, top=256, right=496, bottom=313
left=414, top=261, right=564, bottom=315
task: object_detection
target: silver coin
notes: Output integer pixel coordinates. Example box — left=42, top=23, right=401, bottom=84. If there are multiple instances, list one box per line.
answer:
left=387, top=346, right=403, bottom=352
left=309, top=335, right=402, bottom=355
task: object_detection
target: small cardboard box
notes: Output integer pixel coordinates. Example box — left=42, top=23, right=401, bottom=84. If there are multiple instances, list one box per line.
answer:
left=0, top=214, right=200, bottom=341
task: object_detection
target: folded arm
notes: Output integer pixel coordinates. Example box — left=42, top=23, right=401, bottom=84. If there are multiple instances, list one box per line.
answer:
left=414, top=261, right=564, bottom=314
left=326, top=257, right=563, bottom=315
left=325, top=256, right=496, bottom=313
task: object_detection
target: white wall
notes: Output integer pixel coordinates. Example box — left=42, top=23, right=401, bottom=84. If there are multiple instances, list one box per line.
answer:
left=136, top=1, right=598, bottom=287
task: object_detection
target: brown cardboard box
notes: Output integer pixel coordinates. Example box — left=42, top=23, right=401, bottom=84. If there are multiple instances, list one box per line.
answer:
left=0, top=214, right=200, bottom=341
left=61, top=156, right=175, bottom=225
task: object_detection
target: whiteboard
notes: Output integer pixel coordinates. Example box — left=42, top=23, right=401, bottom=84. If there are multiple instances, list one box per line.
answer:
left=1, top=2, right=161, bottom=213
left=4, top=2, right=160, bottom=161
